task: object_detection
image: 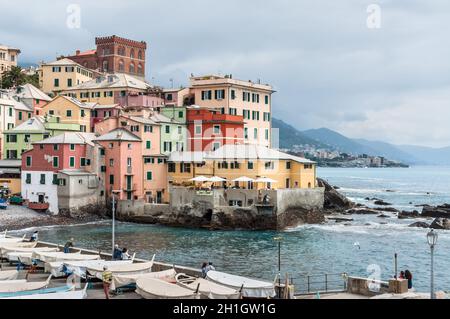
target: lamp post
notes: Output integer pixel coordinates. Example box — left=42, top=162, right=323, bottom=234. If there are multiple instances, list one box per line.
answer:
left=427, top=229, right=438, bottom=299
left=274, top=236, right=282, bottom=298
left=111, top=192, right=116, bottom=259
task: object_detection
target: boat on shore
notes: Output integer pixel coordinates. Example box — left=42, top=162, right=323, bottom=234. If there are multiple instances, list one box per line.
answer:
left=136, top=277, right=200, bottom=299
left=0, top=275, right=52, bottom=294
left=0, top=270, right=19, bottom=281
left=1, top=246, right=58, bottom=260
left=0, top=284, right=87, bottom=299
left=87, top=260, right=154, bottom=280
left=176, top=273, right=241, bottom=299
left=110, top=268, right=177, bottom=291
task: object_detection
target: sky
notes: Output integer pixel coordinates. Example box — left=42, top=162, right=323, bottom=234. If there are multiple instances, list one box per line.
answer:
left=1, top=0, right=449, bottom=148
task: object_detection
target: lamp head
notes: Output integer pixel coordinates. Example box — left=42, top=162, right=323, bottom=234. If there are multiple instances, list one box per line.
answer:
left=427, top=229, right=438, bottom=247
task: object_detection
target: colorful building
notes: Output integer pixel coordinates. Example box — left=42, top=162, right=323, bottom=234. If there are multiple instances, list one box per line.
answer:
left=168, top=144, right=316, bottom=190
left=150, top=113, right=186, bottom=155
left=186, top=107, right=244, bottom=151
left=60, top=73, right=151, bottom=105
left=63, top=35, right=147, bottom=79
left=0, top=159, right=21, bottom=194
left=90, top=104, right=122, bottom=132
left=93, top=128, right=144, bottom=201
left=21, top=133, right=98, bottom=214
left=163, top=87, right=193, bottom=106
left=13, top=84, right=52, bottom=117
left=0, top=44, right=20, bottom=79
left=3, top=116, right=80, bottom=159
left=41, top=95, right=96, bottom=132
left=39, top=58, right=97, bottom=96
left=189, top=74, right=274, bottom=148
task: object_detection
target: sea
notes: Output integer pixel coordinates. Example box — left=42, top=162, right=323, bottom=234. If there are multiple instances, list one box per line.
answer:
left=10, top=166, right=450, bottom=293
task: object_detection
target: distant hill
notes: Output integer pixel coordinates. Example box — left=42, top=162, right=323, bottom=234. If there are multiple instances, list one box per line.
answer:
left=273, top=117, right=450, bottom=165
left=271, top=118, right=329, bottom=149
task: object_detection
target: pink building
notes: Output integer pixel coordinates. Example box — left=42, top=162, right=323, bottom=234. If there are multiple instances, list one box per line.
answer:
left=90, top=104, right=123, bottom=132
left=115, top=93, right=165, bottom=108
left=93, top=128, right=144, bottom=201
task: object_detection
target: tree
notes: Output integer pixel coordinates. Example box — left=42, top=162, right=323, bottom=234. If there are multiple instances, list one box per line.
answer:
left=1, top=66, right=26, bottom=89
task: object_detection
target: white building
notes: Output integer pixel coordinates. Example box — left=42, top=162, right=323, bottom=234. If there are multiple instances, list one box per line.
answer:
left=21, top=170, right=59, bottom=214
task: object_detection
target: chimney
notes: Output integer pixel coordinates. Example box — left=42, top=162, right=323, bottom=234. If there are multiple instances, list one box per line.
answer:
left=76, top=50, right=80, bottom=56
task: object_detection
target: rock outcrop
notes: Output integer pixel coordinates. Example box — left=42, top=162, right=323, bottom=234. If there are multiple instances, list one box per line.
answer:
left=422, top=204, right=450, bottom=219
left=430, top=218, right=450, bottom=230
left=345, top=208, right=379, bottom=215
left=398, top=210, right=421, bottom=219
left=317, top=178, right=354, bottom=211
left=409, top=222, right=430, bottom=228
left=374, top=200, right=392, bottom=206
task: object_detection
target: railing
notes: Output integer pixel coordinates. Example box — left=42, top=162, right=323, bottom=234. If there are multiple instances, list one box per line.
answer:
left=291, top=273, right=348, bottom=295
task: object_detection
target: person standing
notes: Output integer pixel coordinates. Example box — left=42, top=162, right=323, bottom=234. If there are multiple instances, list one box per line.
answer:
left=399, top=271, right=405, bottom=279
left=404, top=270, right=413, bottom=289
left=121, top=248, right=131, bottom=260
left=102, top=266, right=113, bottom=299
left=201, top=262, right=208, bottom=278
left=64, top=238, right=74, bottom=253
left=113, top=244, right=122, bottom=260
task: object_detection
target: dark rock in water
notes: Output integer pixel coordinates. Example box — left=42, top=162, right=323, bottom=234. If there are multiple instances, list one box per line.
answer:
left=328, top=216, right=354, bottom=223
left=344, top=223, right=352, bottom=226
left=374, top=200, right=392, bottom=206
left=386, top=190, right=396, bottom=193
left=409, top=222, right=430, bottom=228
left=377, top=214, right=390, bottom=218
left=379, top=222, right=388, bottom=225
left=373, top=207, right=399, bottom=213
left=317, top=178, right=354, bottom=211
left=365, top=197, right=371, bottom=201
left=422, top=205, right=450, bottom=219
left=355, top=203, right=365, bottom=207
left=364, top=223, right=372, bottom=226
left=430, top=218, right=450, bottom=230
left=398, top=210, right=420, bottom=219
left=346, top=208, right=379, bottom=215
left=415, top=204, right=431, bottom=208
left=333, top=186, right=340, bottom=190
left=409, top=202, right=413, bottom=205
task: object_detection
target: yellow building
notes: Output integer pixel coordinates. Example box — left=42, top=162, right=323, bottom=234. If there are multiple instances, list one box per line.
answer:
left=168, top=144, right=316, bottom=190
left=59, top=73, right=151, bottom=105
left=39, top=58, right=97, bottom=96
left=40, top=96, right=96, bottom=132
left=0, top=159, right=21, bottom=194
left=0, top=45, right=20, bottom=79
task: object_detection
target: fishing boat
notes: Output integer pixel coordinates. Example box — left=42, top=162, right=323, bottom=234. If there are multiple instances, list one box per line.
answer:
left=0, top=284, right=87, bottom=299
left=176, top=273, right=241, bottom=299
left=0, top=241, right=37, bottom=251
left=0, top=234, right=27, bottom=244
left=2, top=246, right=59, bottom=260
left=33, top=251, right=100, bottom=263
left=136, top=277, right=200, bottom=299
left=110, top=268, right=177, bottom=291
left=0, top=274, right=52, bottom=294
left=62, top=259, right=133, bottom=278
left=206, top=271, right=276, bottom=298
left=0, top=270, right=19, bottom=281
left=87, top=260, right=154, bottom=280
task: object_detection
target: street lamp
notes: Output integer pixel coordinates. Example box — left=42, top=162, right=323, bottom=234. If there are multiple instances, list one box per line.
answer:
left=111, top=190, right=121, bottom=259
left=427, top=229, right=438, bottom=299
left=273, top=236, right=282, bottom=298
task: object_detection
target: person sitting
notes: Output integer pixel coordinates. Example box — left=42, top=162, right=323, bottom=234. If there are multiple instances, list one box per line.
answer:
left=121, top=248, right=131, bottom=260
left=205, top=262, right=215, bottom=274
left=29, top=231, right=38, bottom=242
left=399, top=271, right=405, bottom=279
left=113, top=244, right=122, bottom=260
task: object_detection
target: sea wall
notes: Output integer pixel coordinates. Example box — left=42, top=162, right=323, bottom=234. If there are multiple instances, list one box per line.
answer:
left=115, top=187, right=326, bottom=230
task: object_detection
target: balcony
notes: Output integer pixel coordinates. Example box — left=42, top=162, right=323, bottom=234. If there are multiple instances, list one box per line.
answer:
left=124, top=183, right=138, bottom=192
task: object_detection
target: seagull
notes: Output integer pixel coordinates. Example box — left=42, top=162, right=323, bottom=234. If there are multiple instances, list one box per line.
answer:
left=354, top=242, right=361, bottom=250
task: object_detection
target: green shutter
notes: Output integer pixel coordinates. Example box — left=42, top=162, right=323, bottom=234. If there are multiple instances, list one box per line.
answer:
left=146, top=141, right=151, bottom=149
left=147, top=171, right=152, bottom=180
left=53, top=157, right=58, bottom=167
left=70, top=157, right=75, bottom=167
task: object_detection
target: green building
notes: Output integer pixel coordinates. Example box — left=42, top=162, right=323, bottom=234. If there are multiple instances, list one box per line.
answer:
left=3, top=115, right=80, bottom=159
left=150, top=110, right=187, bottom=155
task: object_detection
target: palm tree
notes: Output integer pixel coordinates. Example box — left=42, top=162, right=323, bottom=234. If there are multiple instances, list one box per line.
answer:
left=1, top=66, right=26, bottom=89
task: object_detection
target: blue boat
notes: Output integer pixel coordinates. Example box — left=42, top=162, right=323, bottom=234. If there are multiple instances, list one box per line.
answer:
left=0, top=285, right=73, bottom=298
left=0, top=198, right=7, bottom=210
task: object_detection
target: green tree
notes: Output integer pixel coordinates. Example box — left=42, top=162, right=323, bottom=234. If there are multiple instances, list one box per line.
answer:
left=0, top=66, right=26, bottom=89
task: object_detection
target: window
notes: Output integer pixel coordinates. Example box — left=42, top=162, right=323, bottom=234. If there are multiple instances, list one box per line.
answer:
left=248, top=162, right=254, bottom=170
left=146, top=141, right=151, bottom=149
left=52, top=174, right=59, bottom=185
left=59, top=178, right=66, bottom=186
left=66, top=110, right=72, bottom=117
left=80, top=109, right=85, bottom=117
left=244, top=128, right=248, bottom=140
left=165, top=126, right=170, bottom=134
left=6, top=134, right=17, bottom=143
left=25, top=173, right=31, bottom=184
left=53, top=144, right=59, bottom=151
left=265, top=95, right=269, bottom=104
left=166, top=93, right=173, bottom=101
left=52, top=66, right=61, bottom=72
left=144, top=157, right=155, bottom=164
left=9, top=107, right=12, bottom=117
left=80, top=125, right=86, bottom=132
left=201, top=90, right=212, bottom=100
left=69, top=157, right=75, bottom=167
left=80, top=158, right=86, bottom=166
left=129, top=63, right=135, bottom=73
left=178, top=126, right=182, bottom=134
left=48, top=110, right=54, bottom=115
left=109, top=175, right=114, bottom=184
left=163, top=142, right=172, bottom=152
left=53, top=156, right=59, bottom=168
left=128, top=143, right=132, bottom=150
left=304, top=164, right=313, bottom=169
left=215, top=89, right=225, bottom=100
left=213, top=125, right=220, bottom=134
left=109, top=143, right=114, bottom=149
left=26, top=156, right=32, bottom=167
left=146, top=171, right=153, bottom=181
left=286, top=178, right=291, bottom=189
left=65, top=66, right=74, bottom=72
left=18, top=112, right=22, bottom=121
left=130, top=125, right=139, bottom=132
left=195, top=125, right=202, bottom=135
left=54, top=79, right=59, bottom=87
left=231, top=90, right=236, bottom=100
left=286, top=161, right=291, bottom=169
left=178, top=111, right=183, bottom=118
left=24, top=134, right=31, bottom=142
left=212, top=142, right=221, bottom=151
left=229, top=108, right=237, bottom=116
left=265, top=162, right=275, bottom=170
left=180, top=163, right=191, bottom=173
left=265, top=129, right=269, bottom=140
left=40, top=174, right=46, bottom=185
left=168, top=163, right=176, bottom=173
left=70, top=144, right=75, bottom=151
left=109, top=159, right=114, bottom=167
left=127, top=158, right=132, bottom=167
left=254, top=128, right=258, bottom=139
left=100, top=148, right=105, bottom=156
left=67, top=78, right=72, bottom=87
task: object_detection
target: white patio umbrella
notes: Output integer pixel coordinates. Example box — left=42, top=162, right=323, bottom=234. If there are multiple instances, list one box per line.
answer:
left=232, top=176, right=255, bottom=182
left=189, top=176, right=210, bottom=182
left=254, top=177, right=278, bottom=183
left=208, top=176, right=227, bottom=182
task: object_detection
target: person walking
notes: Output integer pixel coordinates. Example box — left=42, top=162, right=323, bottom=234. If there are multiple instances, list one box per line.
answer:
left=404, top=270, right=413, bottom=289
left=64, top=238, right=74, bottom=253
left=102, top=266, right=113, bottom=299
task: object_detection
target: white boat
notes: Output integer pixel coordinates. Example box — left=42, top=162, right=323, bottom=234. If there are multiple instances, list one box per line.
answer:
left=0, top=235, right=26, bottom=244
left=0, top=284, right=88, bottom=299
left=33, top=251, right=100, bottom=263
left=63, top=260, right=133, bottom=278
left=6, top=252, right=32, bottom=263
left=176, top=273, right=241, bottom=299
left=1, top=246, right=57, bottom=259
left=0, top=270, right=19, bottom=281
left=206, top=271, right=276, bottom=298
left=87, top=261, right=154, bottom=280
left=110, top=268, right=177, bottom=291
left=0, top=274, right=52, bottom=293
left=0, top=241, right=37, bottom=252
left=136, top=277, right=200, bottom=299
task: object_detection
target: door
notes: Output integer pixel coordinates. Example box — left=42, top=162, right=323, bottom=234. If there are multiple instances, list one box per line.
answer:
left=38, top=194, right=45, bottom=203
left=156, top=191, right=162, bottom=204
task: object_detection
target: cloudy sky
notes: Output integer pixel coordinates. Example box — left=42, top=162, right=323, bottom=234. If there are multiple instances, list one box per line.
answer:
left=1, top=0, right=449, bottom=147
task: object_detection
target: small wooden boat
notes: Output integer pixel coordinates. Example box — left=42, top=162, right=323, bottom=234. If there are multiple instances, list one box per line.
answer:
left=1, top=246, right=58, bottom=259
left=0, top=270, right=19, bottom=281
left=206, top=271, right=276, bottom=298
left=176, top=273, right=241, bottom=299
left=0, top=241, right=37, bottom=251
left=0, top=284, right=87, bottom=299
left=87, top=260, right=154, bottom=280
left=28, top=202, right=49, bottom=212
left=0, top=274, right=52, bottom=294
left=136, top=277, right=200, bottom=299
left=33, top=250, right=100, bottom=263
left=0, top=234, right=26, bottom=244
left=110, top=268, right=177, bottom=291
left=63, top=260, right=133, bottom=278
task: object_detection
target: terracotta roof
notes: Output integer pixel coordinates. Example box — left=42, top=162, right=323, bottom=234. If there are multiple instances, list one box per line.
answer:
left=93, top=128, right=141, bottom=142
left=34, top=132, right=96, bottom=146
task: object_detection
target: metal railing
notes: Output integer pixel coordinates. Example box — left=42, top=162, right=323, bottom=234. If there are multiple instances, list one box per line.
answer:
left=291, top=273, right=348, bottom=295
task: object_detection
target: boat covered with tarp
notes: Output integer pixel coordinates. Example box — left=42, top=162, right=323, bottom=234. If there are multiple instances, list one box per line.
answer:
left=176, top=273, right=241, bottom=299
left=2, top=247, right=59, bottom=260
left=206, top=271, right=276, bottom=298
left=0, top=284, right=87, bottom=299
left=62, top=260, right=133, bottom=278
left=110, top=268, right=177, bottom=291
left=0, top=270, right=19, bottom=281
left=87, top=260, right=154, bottom=280
left=136, top=277, right=200, bottom=299
left=32, top=251, right=100, bottom=263
left=0, top=275, right=52, bottom=294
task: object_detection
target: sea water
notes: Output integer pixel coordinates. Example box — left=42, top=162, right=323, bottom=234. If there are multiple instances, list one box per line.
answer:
left=12, top=166, right=450, bottom=293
